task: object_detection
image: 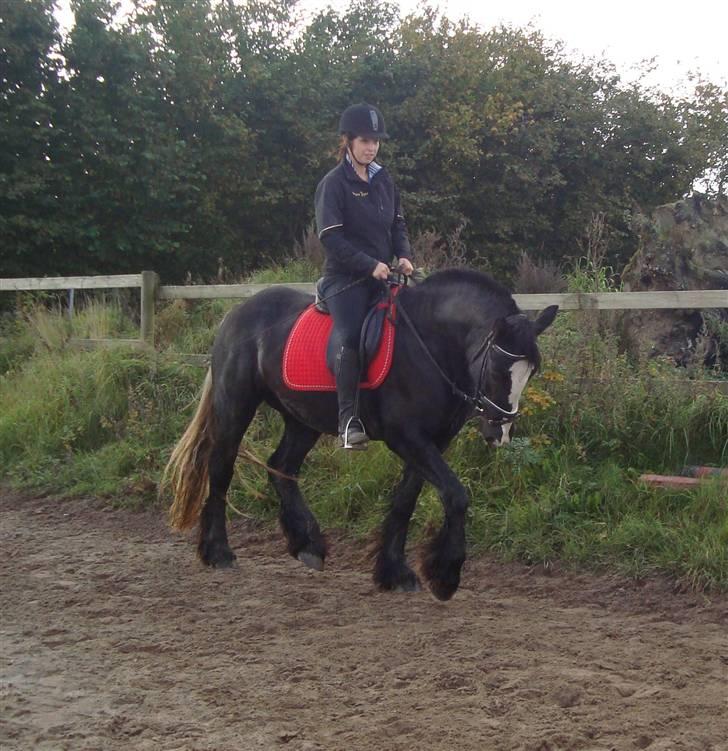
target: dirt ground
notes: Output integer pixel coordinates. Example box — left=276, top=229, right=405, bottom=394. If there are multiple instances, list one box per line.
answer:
left=1, top=491, right=727, bottom=751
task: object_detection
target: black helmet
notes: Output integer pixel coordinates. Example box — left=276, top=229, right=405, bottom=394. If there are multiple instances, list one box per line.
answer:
left=338, top=103, right=389, bottom=139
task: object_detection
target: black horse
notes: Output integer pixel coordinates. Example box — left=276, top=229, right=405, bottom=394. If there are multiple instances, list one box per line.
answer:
left=165, top=269, right=557, bottom=600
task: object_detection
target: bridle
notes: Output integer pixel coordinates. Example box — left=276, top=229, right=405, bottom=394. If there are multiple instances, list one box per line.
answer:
left=395, top=302, right=530, bottom=426
left=469, top=333, right=528, bottom=425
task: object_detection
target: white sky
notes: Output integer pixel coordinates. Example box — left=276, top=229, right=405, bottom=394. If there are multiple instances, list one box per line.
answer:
left=56, top=0, right=728, bottom=94
left=396, top=0, right=728, bottom=93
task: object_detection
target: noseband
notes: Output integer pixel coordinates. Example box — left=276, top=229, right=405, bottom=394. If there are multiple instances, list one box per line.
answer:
left=396, top=305, right=528, bottom=426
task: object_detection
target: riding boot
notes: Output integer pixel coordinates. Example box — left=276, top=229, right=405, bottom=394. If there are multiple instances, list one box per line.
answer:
left=335, top=346, right=368, bottom=450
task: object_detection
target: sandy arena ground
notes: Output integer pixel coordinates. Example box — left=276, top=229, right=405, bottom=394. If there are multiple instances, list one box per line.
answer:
left=1, top=491, right=727, bottom=751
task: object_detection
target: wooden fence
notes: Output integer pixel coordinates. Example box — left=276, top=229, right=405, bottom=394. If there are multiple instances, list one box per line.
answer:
left=4, top=271, right=728, bottom=352
left=0, top=271, right=159, bottom=350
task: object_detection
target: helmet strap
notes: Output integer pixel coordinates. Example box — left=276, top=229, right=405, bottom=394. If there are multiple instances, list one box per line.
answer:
left=347, top=144, right=369, bottom=168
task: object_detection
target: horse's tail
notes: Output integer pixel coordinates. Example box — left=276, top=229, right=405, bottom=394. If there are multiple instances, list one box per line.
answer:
left=164, top=369, right=215, bottom=531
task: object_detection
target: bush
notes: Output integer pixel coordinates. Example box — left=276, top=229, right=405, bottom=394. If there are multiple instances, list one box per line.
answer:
left=513, top=252, right=567, bottom=294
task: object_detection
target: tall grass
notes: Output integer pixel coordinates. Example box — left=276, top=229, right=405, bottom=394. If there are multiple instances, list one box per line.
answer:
left=1, top=269, right=727, bottom=590
left=0, top=302, right=199, bottom=498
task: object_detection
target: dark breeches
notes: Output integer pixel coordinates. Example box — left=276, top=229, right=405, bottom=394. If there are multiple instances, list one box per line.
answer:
left=321, top=275, right=382, bottom=350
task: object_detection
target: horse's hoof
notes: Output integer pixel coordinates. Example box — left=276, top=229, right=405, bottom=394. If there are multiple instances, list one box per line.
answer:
left=427, top=577, right=458, bottom=601
left=394, top=578, right=422, bottom=593
left=374, top=565, right=422, bottom=593
left=297, top=551, right=324, bottom=571
left=210, top=551, right=237, bottom=569
left=423, top=560, right=460, bottom=600
left=422, top=549, right=463, bottom=601
left=200, top=543, right=237, bottom=569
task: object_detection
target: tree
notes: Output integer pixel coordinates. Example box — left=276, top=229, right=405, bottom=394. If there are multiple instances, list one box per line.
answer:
left=0, top=0, right=60, bottom=276
left=1, top=0, right=725, bottom=281
left=682, top=79, right=728, bottom=195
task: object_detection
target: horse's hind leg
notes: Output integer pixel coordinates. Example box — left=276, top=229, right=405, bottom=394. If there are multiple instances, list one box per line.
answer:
left=198, top=398, right=259, bottom=568
left=373, top=465, right=424, bottom=592
left=268, top=416, right=325, bottom=570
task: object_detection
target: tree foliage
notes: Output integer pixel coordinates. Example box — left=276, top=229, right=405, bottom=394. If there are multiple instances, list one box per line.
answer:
left=1, top=0, right=726, bottom=281
left=0, top=0, right=60, bottom=276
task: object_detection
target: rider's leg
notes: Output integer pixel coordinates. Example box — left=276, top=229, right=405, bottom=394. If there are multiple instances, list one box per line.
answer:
left=323, top=276, right=378, bottom=449
left=335, top=344, right=367, bottom=448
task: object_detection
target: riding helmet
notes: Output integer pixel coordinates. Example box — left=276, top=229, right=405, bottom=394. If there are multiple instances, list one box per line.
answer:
left=338, top=103, right=389, bottom=139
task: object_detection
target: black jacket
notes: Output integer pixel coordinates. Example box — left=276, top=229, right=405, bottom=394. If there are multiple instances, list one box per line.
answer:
left=314, top=158, right=411, bottom=278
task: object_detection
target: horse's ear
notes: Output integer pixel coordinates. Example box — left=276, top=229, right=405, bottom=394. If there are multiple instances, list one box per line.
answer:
left=533, top=305, right=559, bottom=335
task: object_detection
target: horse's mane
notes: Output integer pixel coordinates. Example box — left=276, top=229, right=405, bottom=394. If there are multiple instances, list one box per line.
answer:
left=403, top=268, right=540, bottom=366
left=404, top=268, right=519, bottom=317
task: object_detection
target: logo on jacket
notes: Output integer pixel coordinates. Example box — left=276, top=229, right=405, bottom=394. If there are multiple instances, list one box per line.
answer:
left=370, top=109, right=379, bottom=131
left=352, top=191, right=369, bottom=198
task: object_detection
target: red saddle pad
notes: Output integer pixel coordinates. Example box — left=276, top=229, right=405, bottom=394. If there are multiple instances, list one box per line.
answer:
left=282, top=303, right=396, bottom=391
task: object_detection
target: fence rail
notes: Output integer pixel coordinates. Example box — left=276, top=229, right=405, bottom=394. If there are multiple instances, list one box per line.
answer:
left=157, top=282, right=728, bottom=311
left=0, top=274, right=144, bottom=292
left=513, top=289, right=728, bottom=311
left=157, top=282, right=316, bottom=300
left=4, top=272, right=728, bottom=350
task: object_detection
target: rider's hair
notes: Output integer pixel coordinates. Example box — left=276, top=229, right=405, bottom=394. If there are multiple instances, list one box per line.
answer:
left=336, top=134, right=351, bottom=162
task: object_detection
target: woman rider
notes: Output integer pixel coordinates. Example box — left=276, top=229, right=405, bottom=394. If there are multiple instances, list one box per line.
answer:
left=314, top=103, right=414, bottom=449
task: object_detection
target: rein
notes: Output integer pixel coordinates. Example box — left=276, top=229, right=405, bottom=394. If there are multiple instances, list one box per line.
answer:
left=395, top=301, right=526, bottom=425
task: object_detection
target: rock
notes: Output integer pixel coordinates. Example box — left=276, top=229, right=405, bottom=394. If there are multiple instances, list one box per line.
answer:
left=621, top=194, right=728, bottom=365
left=552, top=685, right=582, bottom=708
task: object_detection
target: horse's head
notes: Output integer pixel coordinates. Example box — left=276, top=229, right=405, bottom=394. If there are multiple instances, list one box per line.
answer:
left=477, top=305, right=558, bottom=447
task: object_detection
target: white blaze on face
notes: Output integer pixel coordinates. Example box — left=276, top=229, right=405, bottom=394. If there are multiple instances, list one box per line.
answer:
left=494, top=360, right=533, bottom=446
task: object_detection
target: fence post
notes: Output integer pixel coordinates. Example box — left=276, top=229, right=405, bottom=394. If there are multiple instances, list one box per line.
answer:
left=140, top=271, right=159, bottom=346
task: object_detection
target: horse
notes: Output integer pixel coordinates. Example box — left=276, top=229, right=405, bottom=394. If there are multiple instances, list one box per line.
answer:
left=164, top=268, right=558, bottom=600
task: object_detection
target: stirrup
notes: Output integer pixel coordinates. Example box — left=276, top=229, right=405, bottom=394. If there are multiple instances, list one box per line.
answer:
left=339, top=416, right=368, bottom=450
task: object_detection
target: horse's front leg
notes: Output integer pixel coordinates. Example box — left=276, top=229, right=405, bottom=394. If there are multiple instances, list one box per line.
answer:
left=374, top=464, right=424, bottom=592
left=387, top=437, right=469, bottom=600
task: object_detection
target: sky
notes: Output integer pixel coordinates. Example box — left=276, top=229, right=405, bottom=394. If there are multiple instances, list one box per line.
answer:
left=396, top=0, right=728, bottom=93
left=56, top=0, right=728, bottom=94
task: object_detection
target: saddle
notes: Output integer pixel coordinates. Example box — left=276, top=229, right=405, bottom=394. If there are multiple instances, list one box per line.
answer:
left=282, top=280, right=400, bottom=392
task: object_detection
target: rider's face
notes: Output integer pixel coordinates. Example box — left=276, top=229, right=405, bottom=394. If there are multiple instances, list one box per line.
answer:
left=350, top=136, right=380, bottom=164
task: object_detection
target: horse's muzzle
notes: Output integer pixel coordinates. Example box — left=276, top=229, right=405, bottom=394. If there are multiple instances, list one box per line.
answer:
left=479, top=417, right=513, bottom=447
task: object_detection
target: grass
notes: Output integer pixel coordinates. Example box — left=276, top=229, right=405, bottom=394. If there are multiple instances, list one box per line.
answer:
left=1, top=268, right=728, bottom=591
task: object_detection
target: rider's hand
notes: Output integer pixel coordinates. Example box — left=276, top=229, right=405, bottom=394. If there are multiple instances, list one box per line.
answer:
left=372, top=262, right=390, bottom=280
left=397, top=258, right=414, bottom=276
